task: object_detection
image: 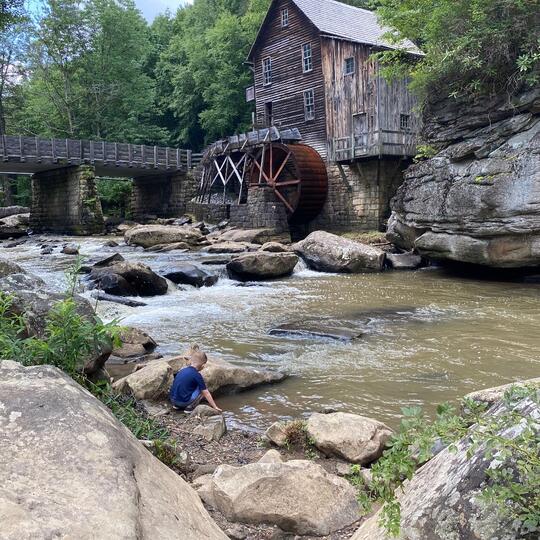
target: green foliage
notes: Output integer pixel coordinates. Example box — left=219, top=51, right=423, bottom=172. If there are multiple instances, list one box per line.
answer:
left=97, top=178, right=132, bottom=217
left=352, top=390, right=540, bottom=537
left=375, top=0, right=540, bottom=100
left=413, top=144, right=437, bottom=162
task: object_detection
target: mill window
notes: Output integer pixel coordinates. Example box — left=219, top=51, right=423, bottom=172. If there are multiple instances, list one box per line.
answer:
left=262, top=57, right=272, bottom=86
left=344, top=57, right=355, bottom=76
left=400, top=113, right=411, bottom=131
left=302, top=43, right=313, bottom=73
left=303, top=89, right=315, bottom=121
left=281, top=8, right=289, bottom=27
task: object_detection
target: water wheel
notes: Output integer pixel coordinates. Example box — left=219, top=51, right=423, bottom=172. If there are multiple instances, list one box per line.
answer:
left=249, top=142, right=328, bottom=223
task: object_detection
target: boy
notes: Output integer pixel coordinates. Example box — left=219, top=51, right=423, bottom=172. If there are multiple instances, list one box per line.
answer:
left=169, top=350, right=222, bottom=412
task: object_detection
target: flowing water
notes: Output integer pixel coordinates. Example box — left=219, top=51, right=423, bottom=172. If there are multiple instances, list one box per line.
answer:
left=6, top=235, right=540, bottom=430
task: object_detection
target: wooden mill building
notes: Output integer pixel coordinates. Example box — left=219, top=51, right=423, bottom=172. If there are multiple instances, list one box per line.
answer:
left=245, top=0, right=421, bottom=231
left=193, top=0, right=422, bottom=234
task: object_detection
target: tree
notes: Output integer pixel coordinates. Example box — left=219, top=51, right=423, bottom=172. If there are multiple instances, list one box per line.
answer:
left=375, top=0, right=540, bottom=100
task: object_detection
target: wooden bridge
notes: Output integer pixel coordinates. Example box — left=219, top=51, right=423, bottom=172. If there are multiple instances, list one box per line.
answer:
left=0, top=135, right=202, bottom=177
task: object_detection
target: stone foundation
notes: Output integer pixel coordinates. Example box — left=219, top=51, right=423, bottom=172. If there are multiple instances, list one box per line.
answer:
left=30, top=165, right=104, bottom=235
left=310, top=158, right=408, bottom=232
left=131, top=172, right=197, bottom=221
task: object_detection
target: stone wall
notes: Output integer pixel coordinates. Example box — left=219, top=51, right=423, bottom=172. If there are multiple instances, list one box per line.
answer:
left=187, top=186, right=289, bottom=232
left=309, top=158, right=408, bottom=233
left=131, top=172, right=197, bottom=221
left=30, top=165, right=104, bottom=235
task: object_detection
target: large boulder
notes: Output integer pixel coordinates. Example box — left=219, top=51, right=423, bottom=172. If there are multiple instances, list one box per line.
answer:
left=113, top=355, right=287, bottom=401
left=293, top=231, right=385, bottom=273
left=351, top=396, right=539, bottom=540
left=306, top=412, right=392, bottom=464
left=89, top=262, right=168, bottom=296
left=0, top=361, right=227, bottom=540
left=0, top=205, right=30, bottom=218
left=160, top=263, right=218, bottom=287
left=226, top=252, right=298, bottom=281
left=124, top=224, right=203, bottom=248
left=387, top=90, right=540, bottom=268
left=113, top=327, right=157, bottom=359
left=464, top=377, right=540, bottom=407
left=218, top=228, right=287, bottom=245
left=201, top=241, right=253, bottom=254
left=203, top=460, right=359, bottom=535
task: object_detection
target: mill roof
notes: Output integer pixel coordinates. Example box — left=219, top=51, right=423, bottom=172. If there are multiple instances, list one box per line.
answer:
left=247, top=0, right=423, bottom=60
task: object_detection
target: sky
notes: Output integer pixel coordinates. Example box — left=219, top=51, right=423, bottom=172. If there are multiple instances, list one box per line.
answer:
left=136, top=0, right=192, bottom=21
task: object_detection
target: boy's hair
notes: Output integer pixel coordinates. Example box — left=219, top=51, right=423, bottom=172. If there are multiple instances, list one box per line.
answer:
left=189, top=350, right=208, bottom=368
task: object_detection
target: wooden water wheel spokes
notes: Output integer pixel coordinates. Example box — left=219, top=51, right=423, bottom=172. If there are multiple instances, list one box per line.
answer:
left=249, top=142, right=328, bottom=223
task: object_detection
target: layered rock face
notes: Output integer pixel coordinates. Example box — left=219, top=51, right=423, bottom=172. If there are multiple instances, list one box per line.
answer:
left=0, top=361, right=227, bottom=540
left=387, top=89, right=540, bottom=268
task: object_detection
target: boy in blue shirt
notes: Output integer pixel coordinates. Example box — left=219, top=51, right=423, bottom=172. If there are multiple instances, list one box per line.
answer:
left=169, top=350, right=222, bottom=412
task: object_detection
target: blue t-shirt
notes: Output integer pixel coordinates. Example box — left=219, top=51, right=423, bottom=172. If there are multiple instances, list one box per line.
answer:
left=169, top=366, right=207, bottom=404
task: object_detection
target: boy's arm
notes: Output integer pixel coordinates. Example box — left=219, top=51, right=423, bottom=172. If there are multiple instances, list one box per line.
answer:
left=202, top=389, right=222, bottom=412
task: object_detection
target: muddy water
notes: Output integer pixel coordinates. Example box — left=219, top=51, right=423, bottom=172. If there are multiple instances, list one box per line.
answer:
left=6, top=235, right=540, bottom=430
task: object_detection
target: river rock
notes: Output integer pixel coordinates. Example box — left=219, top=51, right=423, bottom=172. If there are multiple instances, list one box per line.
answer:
left=124, top=224, right=204, bottom=248
left=207, top=460, right=359, bottom=535
left=61, top=243, right=79, bottom=255
left=226, top=252, right=298, bottom=281
left=306, top=412, right=392, bottom=464
left=351, top=396, right=539, bottom=540
left=259, top=241, right=290, bottom=252
left=464, top=377, right=540, bottom=407
left=201, top=241, right=253, bottom=254
left=258, top=449, right=283, bottom=464
left=265, top=421, right=289, bottom=447
left=1, top=212, right=29, bottom=227
left=190, top=404, right=221, bottom=419
left=0, top=360, right=227, bottom=540
left=269, top=321, right=364, bottom=341
left=387, top=90, right=540, bottom=268
left=89, top=261, right=168, bottom=296
left=386, top=252, right=422, bottom=270
left=293, top=231, right=385, bottom=273
left=112, top=360, right=173, bottom=400
left=193, top=415, right=227, bottom=442
left=113, top=327, right=157, bottom=359
left=90, top=291, right=147, bottom=307
left=161, top=263, right=218, bottom=287
left=146, top=241, right=191, bottom=252
left=0, top=205, right=29, bottom=218
left=0, top=223, right=27, bottom=239
left=218, top=228, right=286, bottom=245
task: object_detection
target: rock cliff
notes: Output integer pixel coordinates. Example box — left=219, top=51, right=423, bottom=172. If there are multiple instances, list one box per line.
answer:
left=387, top=89, right=540, bottom=268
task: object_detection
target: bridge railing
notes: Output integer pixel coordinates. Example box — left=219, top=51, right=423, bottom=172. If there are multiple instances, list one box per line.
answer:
left=0, top=135, right=198, bottom=171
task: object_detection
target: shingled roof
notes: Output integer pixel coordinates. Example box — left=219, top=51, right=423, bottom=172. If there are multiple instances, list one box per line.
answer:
left=247, top=0, right=422, bottom=60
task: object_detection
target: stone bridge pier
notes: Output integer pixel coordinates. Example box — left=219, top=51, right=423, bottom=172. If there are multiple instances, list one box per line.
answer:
left=130, top=172, right=197, bottom=222
left=30, top=165, right=105, bottom=235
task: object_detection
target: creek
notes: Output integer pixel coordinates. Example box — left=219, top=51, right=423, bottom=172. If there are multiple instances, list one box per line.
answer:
left=7, top=235, right=540, bottom=430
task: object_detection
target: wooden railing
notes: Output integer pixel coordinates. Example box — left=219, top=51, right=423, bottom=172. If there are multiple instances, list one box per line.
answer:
left=0, top=135, right=200, bottom=171
left=328, top=129, right=418, bottom=162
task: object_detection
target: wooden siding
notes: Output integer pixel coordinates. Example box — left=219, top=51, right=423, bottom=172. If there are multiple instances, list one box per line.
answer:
left=252, top=0, right=328, bottom=158
left=321, top=37, right=417, bottom=161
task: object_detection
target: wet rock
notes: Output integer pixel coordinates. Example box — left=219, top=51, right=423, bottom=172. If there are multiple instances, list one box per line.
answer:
left=61, top=243, right=79, bottom=255
left=90, top=291, right=147, bottom=307
left=145, top=241, right=191, bottom=252
left=0, top=225, right=27, bottom=239
left=216, top=220, right=229, bottom=230
left=259, top=241, right=290, bottom=252
left=0, top=361, right=227, bottom=540
left=208, top=460, right=359, bottom=535
left=227, top=252, right=298, bottom=281
left=265, top=422, right=288, bottom=447
left=293, top=231, right=385, bottom=273
left=40, top=246, right=53, bottom=255
left=306, top=412, right=392, bottom=464
left=103, top=239, right=119, bottom=247
left=386, top=252, right=422, bottom=270
left=91, top=252, right=125, bottom=268
left=1, top=213, right=29, bottom=227
left=124, top=224, right=203, bottom=248
left=161, top=263, right=218, bottom=287
left=269, top=321, right=364, bottom=342
left=464, top=377, right=540, bottom=407
left=0, top=205, right=29, bottom=218
left=112, top=360, right=173, bottom=400
left=201, top=241, right=252, bottom=254
left=193, top=415, right=227, bottom=442
left=190, top=404, right=221, bottom=419
left=113, top=327, right=157, bottom=359
left=351, top=396, right=538, bottom=540
left=173, top=216, right=192, bottom=226
left=201, top=256, right=232, bottom=266
left=218, top=228, right=286, bottom=245
left=89, top=262, right=168, bottom=296
left=4, top=239, right=26, bottom=248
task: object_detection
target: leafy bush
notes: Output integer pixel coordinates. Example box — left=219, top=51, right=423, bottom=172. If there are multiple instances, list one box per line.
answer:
left=375, top=0, right=540, bottom=100
left=97, top=178, right=132, bottom=218
left=352, top=388, right=540, bottom=536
